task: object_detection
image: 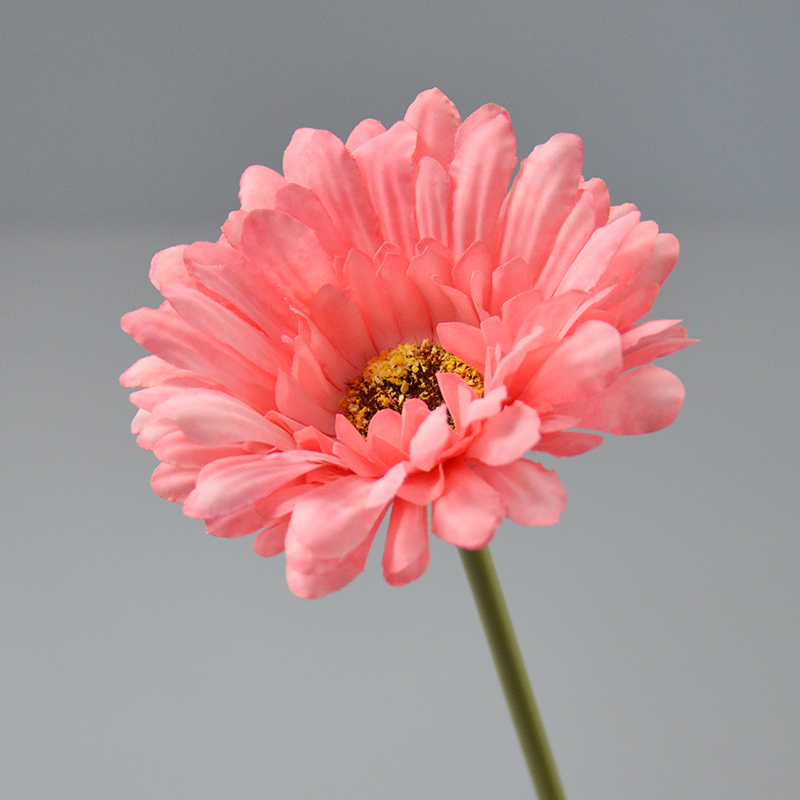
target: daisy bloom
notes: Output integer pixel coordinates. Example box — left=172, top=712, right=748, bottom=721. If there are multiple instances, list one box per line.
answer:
left=121, top=88, right=693, bottom=599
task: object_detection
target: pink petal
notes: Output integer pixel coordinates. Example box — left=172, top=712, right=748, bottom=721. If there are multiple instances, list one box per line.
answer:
left=366, top=410, right=408, bottom=468
left=431, top=462, right=502, bottom=549
left=558, top=283, right=618, bottom=338
left=154, top=388, right=296, bottom=449
left=452, top=241, right=493, bottom=301
left=253, top=517, right=290, bottom=557
left=479, top=315, right=512, bottom=355
left=485, top=328, right=547, bottom=396
left=510, top=289, right=587, bottom=345
left=332, top=441, right=383, bottom=478
left=131, top=408, right=151, bottom=434
left=365, top=435, right=407, bottom=474
left=310, top=283, right=376, bottom=368
left=541, top=414, right=584, bottom=433
left=206, top=503, right=267, bottom=538
left=581, top=177, right=610, bottom=226
left=377, top=252, right=433, bottom=342
left=184, top=240, right=297, bottom=344
left=462, top=386, right=509, bottom=428
left=275, top=183, right=349, bottom=258
left=367, top=462, right=408, bottom=506
left=603, top=284, right=660, bottom=330
left=404, top=87, right=461, bottom=167
left=161, top=280, right=290, bottom=376
left=400, top=398, right=432, bottom=452
left=397, top=464, right=445, bottom=505
left=221, top=210, right=248, bottom=248
left=296, top=314, right=360, bottom=387
left=135, top=415, right=180, bottom=450
left=275, top=370, right=337, bottom=435
left=353, top=121, right=417, bottom=256
left=342, top=248, right=402, bottom=352
left=524, top=320, right=623, bottom=407
left=555, top=209, right=641, bottom=294
left=239, top=165, right=286, bottom=211
left=382, top=499, right=430, bottom=587
left=469, top=269, right=489, bottom=314
left=534, top=190, right=600, bottom=298
left=151, top=462, right=199, bottom=503
left=120, top=355, right=194, bottom=388
left=597, top=220, right=659, bottom=291
left=416, top=236, right=452, bottom=261
left=467, top=402, right=542, bottom=466
left=285, top=534, right=373, bottom=599
left=567, top=365, right=685, bottom=435
left=154, top=430, right=246, bottom=468
left=498, top=133, right=584, bottom=275
left=471, top=459, right=566, bottom=526
left=365, top=406, right=403, bottom=448
left=240, top=210, right=340, bottom=308
left=609, top=202, right=637, bottom=223
left=490, top=257, right=533, bottom=315
left=454, top=103, right=507, bottom=153
left=290, top=336, right=342, bottom=411
left=621, top=319, right=696, bottom=370
left=436, top=371, right=477, bottom=431
left=121, top=307, right=275, bottom=414
left=622, top=335, right=695, bottom=371
left=255, top=479, right=312, bottom=520
left=130, top=381, right=215, bottom=414
left=184, top=452, right=335, bottom=519
left=285, top=565, right=358, bottom=598
left=620, top=318, right=683, bottom=349
left=500, top=288, right=544, bottom=342
left=282, top=128, right=381, bottom=256
left=293, top=425, right=336, bottom=455
left=149, top=245, right=192, bottom=292
left=634, top=232, right=679, bottom=288
left=434, top=318, right=483, bottom=368
left=449, top=113, right=517, bottom=259
left=334, top=412, right=370, bottom=458
left=533, top=431, right=604, bottom=457
left=345, top=118, right=386, bottom=151
left=407, top=247, right=457, bottom=326
left=414, top=156, right=450, bottom=246
left=437, top=284, right=481, bottom=327
left=288, top=475, right=389, bottom=559
left=408, top=405, right=455, bottom=471
left=280, top=127, right=315, bottom=177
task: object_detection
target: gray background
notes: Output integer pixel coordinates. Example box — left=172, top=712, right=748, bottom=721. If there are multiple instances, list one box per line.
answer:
left=1, top=1, right=798, bottom=798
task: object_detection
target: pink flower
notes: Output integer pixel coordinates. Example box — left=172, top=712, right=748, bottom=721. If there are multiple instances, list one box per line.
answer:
left=121, top=88, right=693, bottom=598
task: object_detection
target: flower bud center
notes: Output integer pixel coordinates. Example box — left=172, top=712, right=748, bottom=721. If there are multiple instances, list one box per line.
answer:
left=342, top=339, right=483, bottom=436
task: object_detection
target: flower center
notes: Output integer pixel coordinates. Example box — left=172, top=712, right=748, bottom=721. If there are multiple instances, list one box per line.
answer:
left=342, top=339, right=483, bottom=436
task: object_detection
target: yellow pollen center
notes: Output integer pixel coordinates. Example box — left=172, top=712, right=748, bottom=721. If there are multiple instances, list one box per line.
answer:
left=342, top=339, right=483, bottom=436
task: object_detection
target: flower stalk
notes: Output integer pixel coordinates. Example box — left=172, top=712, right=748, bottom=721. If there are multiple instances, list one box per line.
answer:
left=459, top=546, right=566, bottom=800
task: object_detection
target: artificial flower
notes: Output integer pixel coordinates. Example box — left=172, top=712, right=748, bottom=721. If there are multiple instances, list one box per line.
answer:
left=121, top=88, right=693, bottom=598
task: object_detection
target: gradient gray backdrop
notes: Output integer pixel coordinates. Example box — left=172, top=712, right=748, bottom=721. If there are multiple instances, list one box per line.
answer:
left=2, top=1, right=798, bottom=798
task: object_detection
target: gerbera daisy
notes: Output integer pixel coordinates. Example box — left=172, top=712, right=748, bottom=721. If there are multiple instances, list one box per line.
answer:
left=121, top=88, right=692, bottom=598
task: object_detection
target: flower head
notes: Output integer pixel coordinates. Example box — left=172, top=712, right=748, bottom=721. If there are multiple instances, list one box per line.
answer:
left=121, top=88, right=694, bottom=598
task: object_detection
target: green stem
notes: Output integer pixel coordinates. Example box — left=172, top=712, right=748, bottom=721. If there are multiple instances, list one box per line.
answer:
left=459, top=546, right=566, bottom=800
